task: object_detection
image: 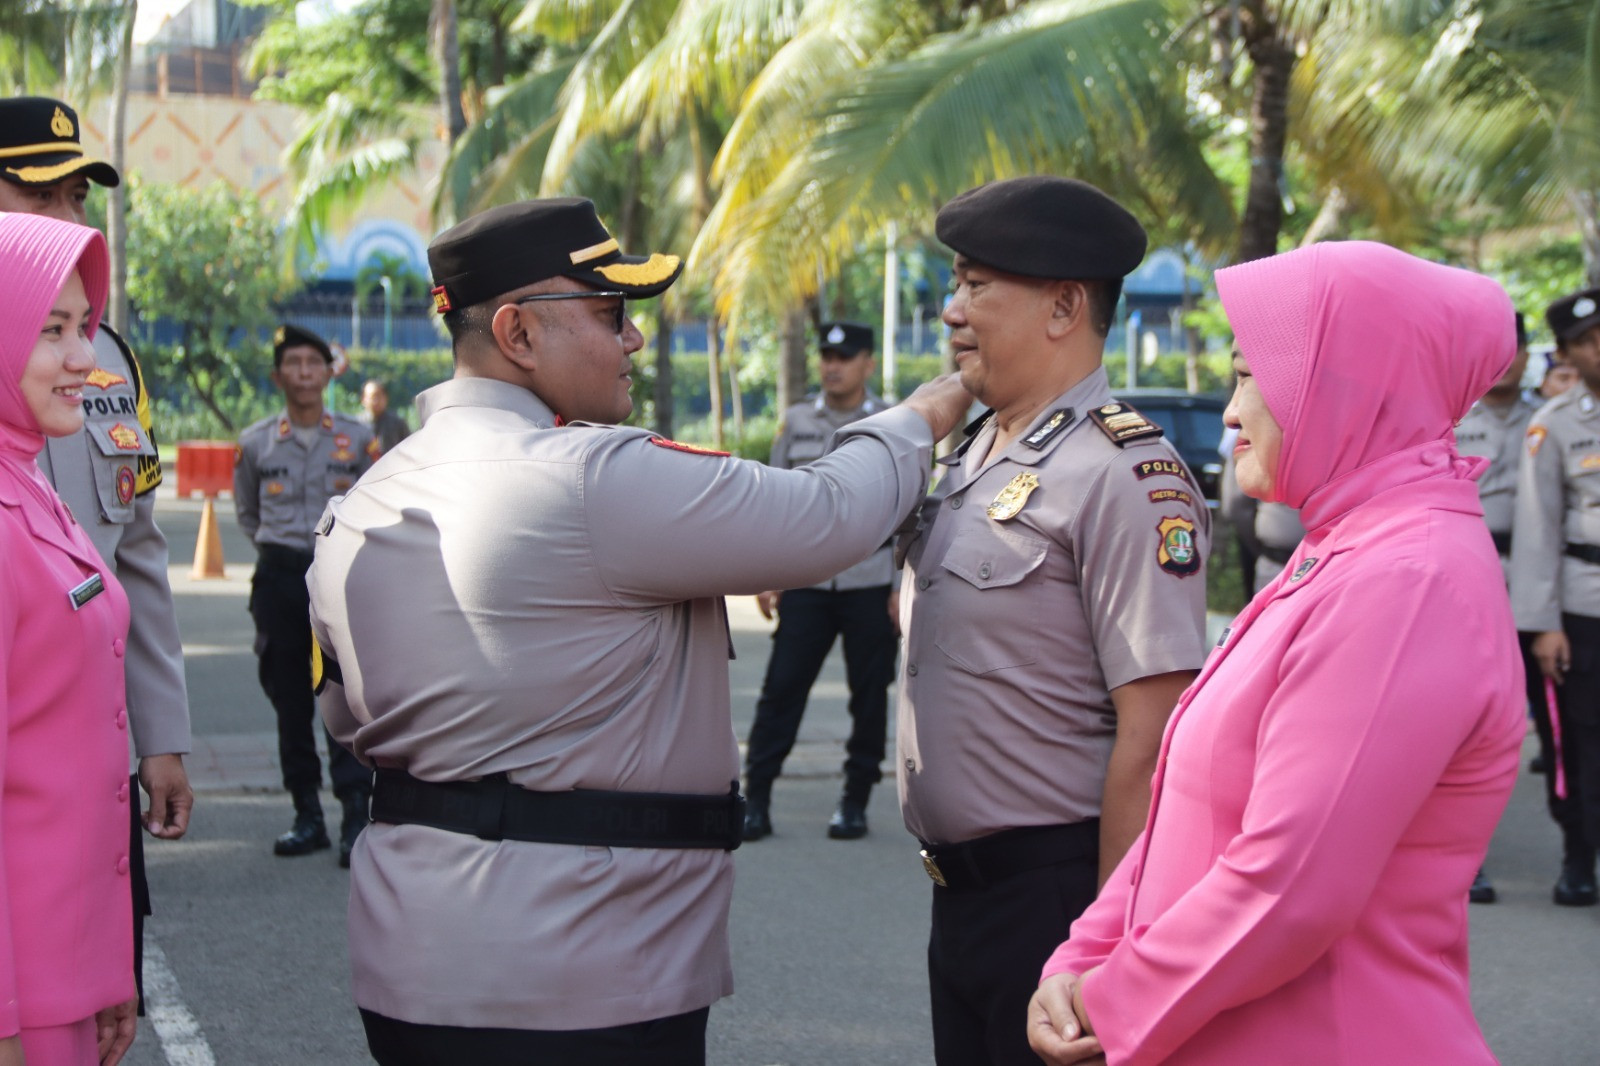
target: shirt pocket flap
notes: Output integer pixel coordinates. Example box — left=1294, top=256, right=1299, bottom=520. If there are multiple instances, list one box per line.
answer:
left=940, top=525, right=1048, bottom=589
left=85, top=418, right=156, bottom=457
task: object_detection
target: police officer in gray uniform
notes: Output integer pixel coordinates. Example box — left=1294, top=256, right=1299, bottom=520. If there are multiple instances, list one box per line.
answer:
left=743, top=321, right=896, bottom=841
left=1511, top=288, right=1600, bottom=907
left=0, top=94, right=194, bottom=1012
left=235, top=324, right=377, bottom=863
left=306, top=198, right=972, bottom=1065
left=898, top=177, right=1211, bottom=1066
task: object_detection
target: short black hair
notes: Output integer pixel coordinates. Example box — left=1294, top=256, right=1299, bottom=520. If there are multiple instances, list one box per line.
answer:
left=442, top=302, right=494, bottom=354
left=1085, top=279, right=1120, bottom=338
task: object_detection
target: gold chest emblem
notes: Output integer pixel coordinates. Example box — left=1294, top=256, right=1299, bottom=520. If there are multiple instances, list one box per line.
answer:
left=987, top=472, right=1040, bottom=521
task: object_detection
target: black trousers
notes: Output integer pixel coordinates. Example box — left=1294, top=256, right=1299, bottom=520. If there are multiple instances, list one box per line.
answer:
left=927, top=851, right=1099, bottom=1066
left=359, top=1006, right=709, bottom=1066
left=249, top=545, right=368, bottom=800
left=1527, top=615, right=1600, bottom=858
left=130, top=773, right=151, bottom=1014
left=744, top=586, right=895, bottom=801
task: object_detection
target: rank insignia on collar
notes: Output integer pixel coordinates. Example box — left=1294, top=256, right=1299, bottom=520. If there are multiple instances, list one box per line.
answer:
left=1090, top=402, right=1163, bottom=447
left=987, top=472, right=1040, bottom=521
left=1156, top=515, right=1200, bottom=577
left=1291, top=557, right=1318, bottom=582
left=1023, top=408, right=1073, bottom=450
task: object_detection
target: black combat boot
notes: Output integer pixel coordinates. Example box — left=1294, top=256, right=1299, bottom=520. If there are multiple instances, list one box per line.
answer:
left=1553, top=836, right=1598, bottom=907
left=827, top=790, right=869, bottom=840
left=742, top=783, right=773, bottom=842
left=338, top=786, right=372, bottom=869
left=274, top=788, right=331, bottom=857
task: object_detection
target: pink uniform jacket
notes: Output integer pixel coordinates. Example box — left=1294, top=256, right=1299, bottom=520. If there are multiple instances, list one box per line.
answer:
left=0, top=214, right=134, bottom=1037
left=1043, top=243, right=1525, bottom=1065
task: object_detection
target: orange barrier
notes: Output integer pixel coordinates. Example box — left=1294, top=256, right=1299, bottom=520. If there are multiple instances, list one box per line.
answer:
left=175, top=441, right=234, bottom=578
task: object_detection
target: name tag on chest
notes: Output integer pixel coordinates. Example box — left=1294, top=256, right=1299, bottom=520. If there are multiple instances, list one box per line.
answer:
left=69, top=572, right=106, bottom=610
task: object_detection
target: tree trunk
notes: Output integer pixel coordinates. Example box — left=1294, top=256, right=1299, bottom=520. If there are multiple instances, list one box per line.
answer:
left=1299, top=185, right=1347, bottom=248
left=706, top=317, right=724, bottom=449
left=1571, top=189, right=1600, bottom=287
left=185, top=362, right=234, bottom=433
left=434, top=0, right=467, bottom=143
left=654, top=312, right=674, bottom=438
left=778, top=306, right=807, bottom=414
left=106, top=0, right=136, bottom=334
left=1236, top=1, right=1295, bottom=264
left=727, top=345, right=744, bottom=443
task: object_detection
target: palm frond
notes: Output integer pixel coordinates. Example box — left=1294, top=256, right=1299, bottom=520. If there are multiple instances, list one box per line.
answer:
left=434, top=58, right=576, bottom=221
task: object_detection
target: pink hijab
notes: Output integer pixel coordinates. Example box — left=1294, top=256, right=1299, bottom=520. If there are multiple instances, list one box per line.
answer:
left=0, top=212, right=109, bottom=451
left=1216, top=241, right=1514, bottom=531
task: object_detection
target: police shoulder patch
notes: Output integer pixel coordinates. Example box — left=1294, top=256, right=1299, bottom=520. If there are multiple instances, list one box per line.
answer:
left=649, top=437, right=731, bottom=458
left=1089, top=402, right=1163, bottom=447
left=1156, top=515, right=1201, bottom=578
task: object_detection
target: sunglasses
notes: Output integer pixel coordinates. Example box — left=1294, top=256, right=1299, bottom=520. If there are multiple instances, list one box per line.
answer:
left=515, top=290, right=628, bottom=334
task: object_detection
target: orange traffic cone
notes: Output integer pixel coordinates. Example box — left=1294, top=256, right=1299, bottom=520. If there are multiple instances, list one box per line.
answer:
left=191, top=496, right=226, bottom=579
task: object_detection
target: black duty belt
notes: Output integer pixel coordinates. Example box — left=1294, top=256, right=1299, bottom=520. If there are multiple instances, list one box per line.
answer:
left=918, top=821, right=1099, bottom=891
left=371, top=768, right=745, bottom=851
left=1565, top=543, right=1600, bottom=566
left=1491, top=530, right=1513, bottom=556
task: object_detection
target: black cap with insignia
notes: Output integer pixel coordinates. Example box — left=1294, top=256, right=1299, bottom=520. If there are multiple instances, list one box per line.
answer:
left=934, top=176, right=1147, bottom=280
left=1547, top=287, right=1600, bottom=344
left=427, top=198, right=683, bottom=313
left=0, top=96, right=120, bottom=188
left=273, top=323, right=333, bottom=366
left=819, top=321, right=874, bottom=356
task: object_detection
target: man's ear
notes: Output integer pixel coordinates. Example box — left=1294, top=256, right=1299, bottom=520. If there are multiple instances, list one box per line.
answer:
left=1045, top=280, right=1088, bottom=340
left=490, top=301, right=539, bottom=372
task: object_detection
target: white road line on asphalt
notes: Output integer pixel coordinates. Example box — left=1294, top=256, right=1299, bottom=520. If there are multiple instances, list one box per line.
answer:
left=142, top=940, right=217, bottom=1066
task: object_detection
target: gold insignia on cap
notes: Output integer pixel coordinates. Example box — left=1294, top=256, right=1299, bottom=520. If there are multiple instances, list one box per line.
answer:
left=51, top=107, right=74, bottom=138
left=987, top=472, right=1040, bottom=521
left=827, top=325, right=847, bottom=345
left=569, top=237, right=620, bottom=265
left=273, top=326, right=288, bottom=345
left=595, top=253, right=681, bottom=286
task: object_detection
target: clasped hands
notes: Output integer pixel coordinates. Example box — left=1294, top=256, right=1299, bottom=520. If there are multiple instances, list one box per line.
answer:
left=1027, top=968, right=1106, bottom=1066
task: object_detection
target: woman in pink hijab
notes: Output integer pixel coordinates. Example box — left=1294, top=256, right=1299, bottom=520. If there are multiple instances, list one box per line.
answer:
left=0, top=212, right=137, bottom=1065
left=1026, top=241, right=1525, bottom=1065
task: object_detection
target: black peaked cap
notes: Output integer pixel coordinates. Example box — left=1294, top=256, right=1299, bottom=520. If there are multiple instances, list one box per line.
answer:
left=427, top=198, right=683, bottom=313
left=935, top=176, right=1147, bottom=280
left=274, top=324, right=333, bottom=363
left=0, top=96, right=120, bottom=188
left=819, top=321, right=874, bottom=355
left=1547, top=287, right=1600, bottom=344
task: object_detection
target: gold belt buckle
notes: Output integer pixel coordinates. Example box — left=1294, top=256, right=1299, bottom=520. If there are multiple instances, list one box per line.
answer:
left=920, top=848, right=948, bottom=887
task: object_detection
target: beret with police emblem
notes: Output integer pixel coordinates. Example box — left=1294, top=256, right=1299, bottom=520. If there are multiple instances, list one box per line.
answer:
left=935, top=176, right=1147, bottom=280
left=427, top=198, right=683, bottom=313
left=0, top=97, right=120, bottom=188
left=1547, top=287, right=1600, bottom=344
left=273, top=323, right=333, bottom=365
left=819, top=321, right=874, bottom=356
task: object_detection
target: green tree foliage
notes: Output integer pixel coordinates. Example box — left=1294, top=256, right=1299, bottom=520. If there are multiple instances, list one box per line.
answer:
left=125, top=179, right=297, bottom=432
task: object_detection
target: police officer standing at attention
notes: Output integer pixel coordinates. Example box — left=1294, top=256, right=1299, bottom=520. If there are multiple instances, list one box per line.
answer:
left=235, top=325, right=377, bottom=864
left=897, top=177, right=1210, bottom=1066
left=360, top=378, right=411, bottom=453
left=1511, top=288, right=1600, bottom=907
left=305, top=197, right=971, bottom=1065
left=1455, top=310, right=1536, bottom=905
left=744, top=321, right=896, bottom=841
left=0, top=94, right=194, bottom=1010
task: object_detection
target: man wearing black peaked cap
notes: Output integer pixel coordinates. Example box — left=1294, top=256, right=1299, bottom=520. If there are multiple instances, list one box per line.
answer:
left=304, top=197, right=975, bottom=1064
left=892, top=176, right=1211, bottom=1065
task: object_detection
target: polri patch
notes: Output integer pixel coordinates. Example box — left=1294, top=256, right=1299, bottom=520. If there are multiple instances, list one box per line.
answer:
left=1133, top=458, right=1191, bottom=484
left=1156, top=515, right=1200, bottom=577
left=1147, top=488, right=1194, bottom=507
left=1089, top=402, right=1162, bottom=447
left=649, top=437, right=731, bottom=458
left=987, top=472, right=1040, bottom=521
left=1022, top=408, right=1073, bottom=450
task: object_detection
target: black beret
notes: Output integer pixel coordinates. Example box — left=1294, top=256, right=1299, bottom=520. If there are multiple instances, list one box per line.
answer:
left=273, top=323, right=332, bottom=364
left=1547, top=287, right=1600, bottom=344
left=427, top=198, right=683, bottom=313
left=935, top=176, right=1147, bottom=280
left=0, top=97, right=120, bottom=188
left=819, top=321, right=874, bottom=355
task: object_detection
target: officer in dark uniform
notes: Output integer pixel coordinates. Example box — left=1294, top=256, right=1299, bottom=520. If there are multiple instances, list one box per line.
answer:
left=235, top=325, right=378, bottom=863
left=743, top=322, right=897, bottom=841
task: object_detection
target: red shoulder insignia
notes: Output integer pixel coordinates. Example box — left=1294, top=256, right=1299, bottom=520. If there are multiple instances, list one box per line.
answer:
left=650, top=437, right=731, bottom=458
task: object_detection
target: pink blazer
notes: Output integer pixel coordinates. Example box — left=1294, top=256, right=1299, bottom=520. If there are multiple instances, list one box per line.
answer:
left=1043, top=472, right=1524, bottom=1064
left=0, top=456, right=134, bottom=1034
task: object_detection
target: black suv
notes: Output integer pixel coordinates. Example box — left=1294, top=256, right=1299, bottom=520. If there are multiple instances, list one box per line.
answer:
left=1114, top=388, right=1228, bottom=504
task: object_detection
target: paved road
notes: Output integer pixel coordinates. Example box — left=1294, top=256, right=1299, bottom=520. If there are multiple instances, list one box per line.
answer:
left=118, top=488, right=1595, bottom=1065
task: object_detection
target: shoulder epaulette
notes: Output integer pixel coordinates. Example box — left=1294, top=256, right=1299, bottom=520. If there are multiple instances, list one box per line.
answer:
left=1087, top=401, right=1163, bottom=447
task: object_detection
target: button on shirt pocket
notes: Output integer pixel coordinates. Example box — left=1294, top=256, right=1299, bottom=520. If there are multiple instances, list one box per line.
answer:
left=933, top=524, right=1049, bottom=674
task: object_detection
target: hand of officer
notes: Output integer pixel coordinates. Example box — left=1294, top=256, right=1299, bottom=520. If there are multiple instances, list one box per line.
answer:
left=1533, top=630, right=1571, bottom=684
left=756, top=591, right=781, bottom=620
left=140, top=753, right=194, bottom=839
left=899, top=373, right=974, bottom=444
left=1027, top=972, right=1106, bottom=1065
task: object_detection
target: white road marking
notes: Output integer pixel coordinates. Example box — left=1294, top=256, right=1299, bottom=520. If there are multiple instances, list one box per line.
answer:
left=142, top=939, right=217, bottom=1066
